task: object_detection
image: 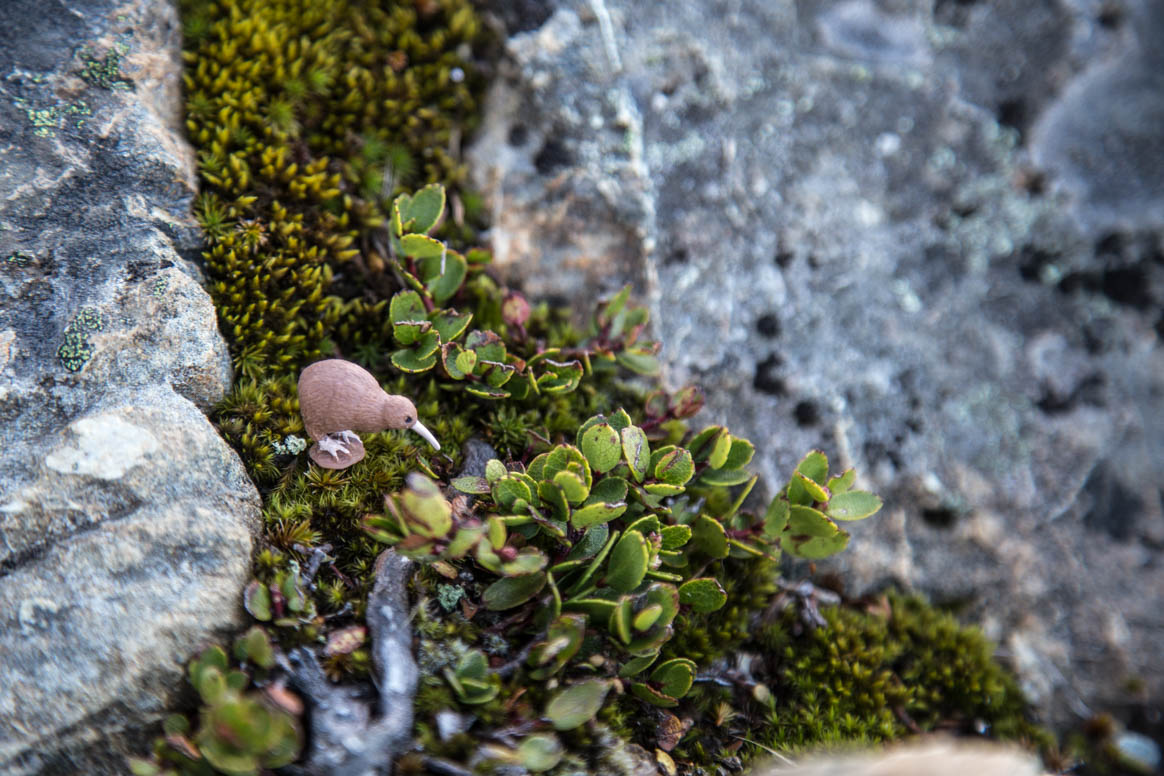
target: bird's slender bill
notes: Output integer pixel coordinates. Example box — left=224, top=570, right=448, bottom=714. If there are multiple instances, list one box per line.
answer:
left=411, top=420, right=440, bottom=451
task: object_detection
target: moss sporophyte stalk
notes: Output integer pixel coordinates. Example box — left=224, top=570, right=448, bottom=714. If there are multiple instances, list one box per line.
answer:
left=135, top=1, right=1061, bottom=774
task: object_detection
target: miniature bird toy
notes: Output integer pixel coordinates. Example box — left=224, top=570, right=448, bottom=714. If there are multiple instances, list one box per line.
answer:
left=298, top=358, right=440, bottom=469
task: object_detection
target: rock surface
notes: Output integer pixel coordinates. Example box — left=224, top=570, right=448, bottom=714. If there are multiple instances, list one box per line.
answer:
left=0, top=1, right=259, bottom=772
left=469, top=0, right=1164, bottom=734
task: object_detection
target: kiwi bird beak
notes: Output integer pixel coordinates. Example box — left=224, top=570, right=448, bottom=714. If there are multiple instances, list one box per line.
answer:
left=410, top=420, right=440, bottom=451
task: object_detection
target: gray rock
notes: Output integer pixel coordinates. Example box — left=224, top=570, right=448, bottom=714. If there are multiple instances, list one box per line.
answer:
left=0, top=1, right=259, bottom=772
left=468, top=0, right=1164, bottom=733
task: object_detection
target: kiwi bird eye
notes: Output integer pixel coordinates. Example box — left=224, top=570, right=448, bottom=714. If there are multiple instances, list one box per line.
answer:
left=405, top=416, right=413, bottom=423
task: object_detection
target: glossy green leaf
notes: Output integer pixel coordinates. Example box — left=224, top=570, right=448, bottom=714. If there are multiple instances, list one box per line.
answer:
left=484, top=571, right=546, bottom=610
left=391, top=346, right=438, bottom=373
left=571, top=500, right=626, bottom=529
left=763, top=498, right=790, bottom=538
left=827, top=468, right=857, bottom=493
left=580, top=423, right=622, bottom=473
left=553, top=470, right=589, bottom=505
left=405, top=183, right=445, bottom=233
left=605, top=531, right=649, bottom=592
left=792, top=471, right=830, bottom=502
left=826, top=490, right=883, bottom=521
left=389, top=289, right=426, bottom=324
left=698, top=467, right=754, bottom=486
left=621, top=425, right=650, bottom=483
left=565, top=524, right=610, bottom=561
left=678, top=577, right=727, bottom=613
left=400, top=233, right=445, bottom=258
left=611, top=596, right=633, bottom=643
left=722, top=436, right=756, bottom=469
left=244, top=580, right=272, bottom=621
left=420, top=250, right=467, bottom=304
left=653, top=447, right=694, bottom=486
left=630, top=681, right=677, bottom=708
left=660, top=524, right=692, bottom=550
left=797, top=450, right=829, bottom=485
left=650, top=657, right=696, bottom=699
left=429, top=309, right=472, bottom=342
left=451, top=476, right=490, bottom=494
left=690, top=515, right=729, bottom=558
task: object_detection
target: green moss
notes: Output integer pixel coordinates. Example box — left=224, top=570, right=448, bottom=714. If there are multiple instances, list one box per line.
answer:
left=667, top=592, right=1055, bottom=766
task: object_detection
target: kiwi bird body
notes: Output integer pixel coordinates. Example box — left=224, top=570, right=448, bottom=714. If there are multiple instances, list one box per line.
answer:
left=298, top=359, right=439, bottom=467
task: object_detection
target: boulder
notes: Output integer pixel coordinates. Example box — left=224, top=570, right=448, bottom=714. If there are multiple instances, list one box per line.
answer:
left=468, top=0, right=1164, bottom=733
left=0, top=0, right=259, bottom=772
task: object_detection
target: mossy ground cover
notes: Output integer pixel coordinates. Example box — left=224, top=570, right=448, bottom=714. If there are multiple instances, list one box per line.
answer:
left=136, top=1, right=1071, bottom=774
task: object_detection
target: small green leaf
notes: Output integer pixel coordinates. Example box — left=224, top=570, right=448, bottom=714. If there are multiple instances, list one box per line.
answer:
left=538, top=481, right=570, bottom=520
left=420, top=250, right=468, bottom=304
left=826, top=490, right=882, bottom=521
left=698, top=468, right=754, bottom=486
left=465, top=329, right=507, bottom=362
left=580, top=423, right=622, bottom=473
left=624, top=514, right=660, bottom=535
left=616, top=347, right=660, bottom=376
left=632, top=603, right=663, bottom=631
left=660, top=524, right=692, bottom=550
left=678, top=578, right=727, bottom=613
left=653, top=448, right=694, bottom=486
left=588, top=476, right=628, bottom=504
left=827, top=469, right=857, bottom=493
left=796, top=450, right=829, bottom=486
left=571, top=500, right=626, bottom=529
left=554, top=470, right=590, bottom=505
left=391, top=347, right=438, bottom=373
left=792, top=471, right=829, bottom=502
left=566, top=530, right=619, bottom=594
left=406, top=183, right=445, bottom=233
left=485, top=459, right=507, bottom=483
left=722, top=436, right=755, bottom=469
left=763, top=498, right=790, bottom=538
left=785, top=530, right=851, bottom=559
left=621, top=425, right=650, bottom=483
left=609, top=408, right=633, bottom=432
left=611, top=596, right=633, bottom=644
left=690, top=515, right=729, bottom=558
left=244, top=580, right=272, bottom=621
left=484, top=572, right=547, bottom=610
left=389, top=289, right=426, bottom=324
left=493, top=474, right=533, bottom=509
left=630, top=681, right=677, bottom=708
left=619, top=653, right=658, bottom=677
left=486, top=516, right=507, bottom=549
left=454, top=346, right=477, bottom=375
left=565, top=524, right=610, bottom=561
left=562, top=596, right=617, bottom=622
left=605, top=531, right=650, bottom=592
left=707, top=430, right=732, bottom=469
left=787, top=505, right=837, bottom=537
left=536, top=359, right=584, bottom=394
left=452, top=476, right=490, bottom=494
left=400, top=233, right=445, bottom=258
left=650, top=657, right=697, bottom=699
left=517, top=734, right=563, bottom=773
left=429, top=309, right=472, bottom=342
left=501, top=549, right=548, bottom=577
left=546, top=680, right=610, bottom=730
